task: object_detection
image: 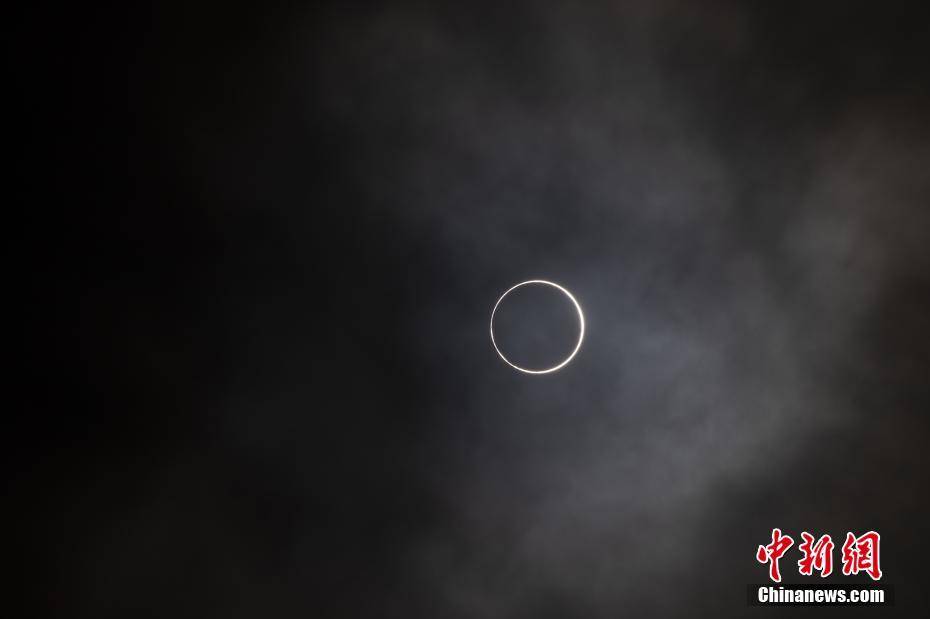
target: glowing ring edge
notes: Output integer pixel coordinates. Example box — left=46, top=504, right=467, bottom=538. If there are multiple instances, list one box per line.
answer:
left=489, top=279, right=585, bottom=374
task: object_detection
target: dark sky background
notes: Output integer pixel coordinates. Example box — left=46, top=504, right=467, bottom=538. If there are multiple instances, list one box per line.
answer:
left=15, top=1, right=930, bottom=617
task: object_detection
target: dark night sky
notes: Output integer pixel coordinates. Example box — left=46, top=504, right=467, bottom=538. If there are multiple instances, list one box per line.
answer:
left=15, top=1, right=930, bottom=617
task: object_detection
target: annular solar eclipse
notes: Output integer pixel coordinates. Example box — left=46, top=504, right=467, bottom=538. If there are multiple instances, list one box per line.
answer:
left=490, top=280, right=585, bottom=374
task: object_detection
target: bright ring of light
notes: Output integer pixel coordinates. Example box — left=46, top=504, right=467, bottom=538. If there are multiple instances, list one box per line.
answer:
left=490, top=279, right=585, bottom=374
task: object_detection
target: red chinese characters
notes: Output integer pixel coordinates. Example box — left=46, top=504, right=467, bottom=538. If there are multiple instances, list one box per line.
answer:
left=757, top=528, right=883, bottom=581
left=841, top=531, right=882, bottom=581
left=756, top=528, right=794, bottom=582
left=797, top=532, right=834, bottom=577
